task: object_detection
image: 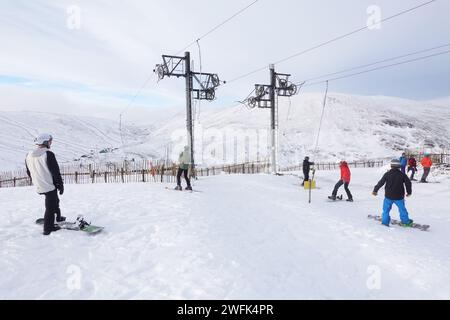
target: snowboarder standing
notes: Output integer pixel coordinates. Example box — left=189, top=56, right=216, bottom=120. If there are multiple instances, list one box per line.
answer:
left=329, top=161, right=353, bottom=202
left=420, top=153, right=433, bottom=183
left=25, top=134, right=65, bottom=235
left=407, top=156, right=417, bottom=181
left=302, top=156, right=314, bottom=186
left=175, top=145, right=192, bottom=191
left=372, top=159, right=413, bottom=227
left=399, top=153, right=407, bottom=174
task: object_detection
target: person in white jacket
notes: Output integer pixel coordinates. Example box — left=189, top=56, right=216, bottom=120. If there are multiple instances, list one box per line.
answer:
left=175, top=145, right=192, bottom=190
left=25, top=133, right=65, bottom=235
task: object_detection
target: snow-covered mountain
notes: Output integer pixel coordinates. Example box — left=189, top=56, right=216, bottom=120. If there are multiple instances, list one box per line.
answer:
left=134, top=93, right=450, bottom=166
left=1, top=93, right=450, bottom=170
left=0, top=111, right=156, bottom=170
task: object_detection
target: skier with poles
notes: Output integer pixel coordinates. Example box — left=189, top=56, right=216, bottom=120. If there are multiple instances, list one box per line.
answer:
left=175, top=145, right=192, bottom=191
left=25, top=133, right=65, bottom=235
left=372, top=159, right=413, bottom=227
left=328, top=161, right=353, bottom=202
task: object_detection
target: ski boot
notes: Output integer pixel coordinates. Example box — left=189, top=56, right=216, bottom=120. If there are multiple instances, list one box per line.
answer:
left=174, top=185, right=182, bottom=191
left=346, top=198, right=354, bottom=202
left=56, top=216, right=66, bottom=222
left=185, top=185, right=192, bottom=191
left=328, top=195, right=336, bottom=201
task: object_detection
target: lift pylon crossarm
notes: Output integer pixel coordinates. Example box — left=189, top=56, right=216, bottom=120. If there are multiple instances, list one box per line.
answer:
left=191, top=72, right=221, bottom=90
left=154, top=55, right=186, bottom=80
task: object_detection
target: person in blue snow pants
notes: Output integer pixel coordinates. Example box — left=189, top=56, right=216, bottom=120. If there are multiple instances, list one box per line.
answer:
left=382, top=198, right=410, bottom=225
left=399, top=153, right=407, bottom=174
left=372, top=159, right=413, bottom=226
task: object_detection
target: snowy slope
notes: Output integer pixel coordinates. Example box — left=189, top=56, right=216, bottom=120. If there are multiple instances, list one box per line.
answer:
left=1, top=93, right=450, bottom=170
left=1, top=167, right=450, bottom=299
left=146, top=93, right=450, bottom=166
left=0, top=111, right=156, bottom=170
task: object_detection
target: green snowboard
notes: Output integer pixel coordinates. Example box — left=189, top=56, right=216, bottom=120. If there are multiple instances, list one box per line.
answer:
left=367, top=214, right=430, bottom=231
left=35, top=216, right=104, bottom=234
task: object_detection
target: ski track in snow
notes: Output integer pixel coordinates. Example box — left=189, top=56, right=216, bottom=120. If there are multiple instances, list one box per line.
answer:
left=0, top=168, right=449, bottom=299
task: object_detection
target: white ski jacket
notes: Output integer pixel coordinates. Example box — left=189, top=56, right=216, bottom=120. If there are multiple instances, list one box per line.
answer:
left=25, top=148, right=63, bottom=194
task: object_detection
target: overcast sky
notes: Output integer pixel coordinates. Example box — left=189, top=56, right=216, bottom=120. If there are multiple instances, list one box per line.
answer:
left=1, top=0, right=449, bottom=121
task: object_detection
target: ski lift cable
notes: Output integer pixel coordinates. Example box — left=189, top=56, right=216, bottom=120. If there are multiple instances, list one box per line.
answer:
left=298, top=49, right=450, bottom=88
left=313, top=80, right=329, bottom=156
left=118, top=73, right=155, bottom=152
left=120, top=1, right=260, bottom=150
left=174, top=0, right=260, bottom=56
left=225, top=0, right=438, bottom=85
left=294, top=43, right=450, bottom=86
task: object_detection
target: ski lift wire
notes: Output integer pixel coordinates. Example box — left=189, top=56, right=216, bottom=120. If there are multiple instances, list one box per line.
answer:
left=295, top=43, right=450, bottom=86
left=313, top=80, right=329, bottom=155
left=174, top=0, right=260, bottom=55
left=299, top=49, right=450, bottom=88
left=225, top=0, right=437, bottom=85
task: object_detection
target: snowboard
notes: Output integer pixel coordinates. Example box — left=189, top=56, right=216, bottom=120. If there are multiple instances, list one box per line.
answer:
left=367, top=214, right=430, bottom=231
left=327, top=195, right=343, bottom=201
left=36, top=216, right=104, bottom=234
left=165, top=186, right=201, bottom=193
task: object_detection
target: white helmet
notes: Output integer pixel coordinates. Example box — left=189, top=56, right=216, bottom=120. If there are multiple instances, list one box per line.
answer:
left=35, top=133, right=53, bottom=145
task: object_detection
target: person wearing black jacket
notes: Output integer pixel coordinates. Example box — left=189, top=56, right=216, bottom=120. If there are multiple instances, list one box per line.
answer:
left=302, top=156, right=314, bottom=186
left=372, top=159, right=413, bottom=227
left=25, top=133, right=65, bottom=235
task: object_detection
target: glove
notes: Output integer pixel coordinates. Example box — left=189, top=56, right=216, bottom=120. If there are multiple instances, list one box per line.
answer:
left=58, top=185, right=64, bottom=195
left=372, top=191, right=377, bottom=196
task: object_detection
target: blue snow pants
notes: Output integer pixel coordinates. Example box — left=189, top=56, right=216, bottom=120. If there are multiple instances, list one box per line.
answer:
left=382, top=197, right=410, bottom=225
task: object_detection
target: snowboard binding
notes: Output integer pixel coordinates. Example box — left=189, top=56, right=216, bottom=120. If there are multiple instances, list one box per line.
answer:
left=76, top=215, right=91, bottom=230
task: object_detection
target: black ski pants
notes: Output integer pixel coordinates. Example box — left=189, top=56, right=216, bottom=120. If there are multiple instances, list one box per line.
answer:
left=43, top=189, right=61, bottom=232
left=332, top=180, right=353, bottom=200
left=303, top=170, right=309, bottom=184
left=421, top=167, right=430, bottom=182
left=177, top=168, right=191, bottom=187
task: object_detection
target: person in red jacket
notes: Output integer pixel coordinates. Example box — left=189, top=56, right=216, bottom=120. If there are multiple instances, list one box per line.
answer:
left=329, top=161, right=353, bottom=202
left=420, top=154, right=433, bottom=183
left=407, top=156, right=417, bottom=181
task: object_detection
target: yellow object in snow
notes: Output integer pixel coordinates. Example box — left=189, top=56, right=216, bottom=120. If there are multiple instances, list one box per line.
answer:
left=304, top=180, right=316, bottom=189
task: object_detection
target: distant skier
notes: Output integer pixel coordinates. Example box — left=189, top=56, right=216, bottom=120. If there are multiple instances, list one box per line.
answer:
left=407, top=156, right=417, bottom=181
left=399, top=153, right=407, bottom=174
left=25, top=134, right=65, bottom=235
left=372, top=159, right=413, bottom=227
left=420, top=153, right=433, bottom=183
left=175, top=145, right=192, bottom=191
left=328, top=161, right=353, bottom=202
left=302, top=156, right=314, bottom=186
